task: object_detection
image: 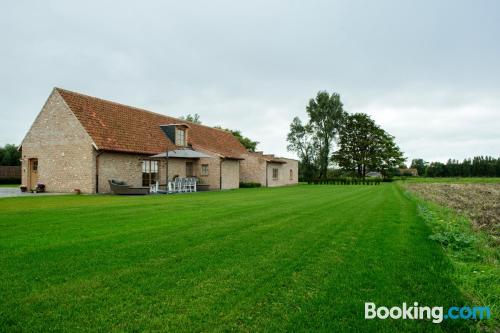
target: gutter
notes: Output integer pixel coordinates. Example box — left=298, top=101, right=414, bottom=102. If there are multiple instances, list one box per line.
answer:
left=95, top=148, right=104, bottom=193
left=220, top=158, right=223, bottom=190
left=266, top=161, right=268, bottom=187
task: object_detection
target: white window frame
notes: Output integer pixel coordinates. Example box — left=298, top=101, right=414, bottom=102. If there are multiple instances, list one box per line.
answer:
left=201, top=164, right=209, bottom=176
left=175, top=128, right=186, bottom=146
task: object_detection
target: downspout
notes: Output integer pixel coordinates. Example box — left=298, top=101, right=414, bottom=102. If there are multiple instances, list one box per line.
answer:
left=95, top=150, right=104, bottom=193
left=166, top=149, right=169, bottom=189
left=219, top=157, right=223, bottom=190
left=265, top=161, right=269, bottom=187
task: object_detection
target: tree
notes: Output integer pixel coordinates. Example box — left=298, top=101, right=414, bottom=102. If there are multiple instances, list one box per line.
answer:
left=227, top=129, right=259, bottom=152
left=425, top=162, right=445, bottom=177
left=0, top=144, right=21, bottom=166
left=410, top=158, right=427, bottom=176
left=306, top=91, right=345, bottom=178
left=420, top=156, right=500, bottom=177
left=214, top=126, right=259, bottom=152
left=179, top=114, right=259, bottom=151
left=333, top=113, right=405, bottom=179
left=286, top=117, right=319, bottom=181
left=179, top=113, right=202, bottom=124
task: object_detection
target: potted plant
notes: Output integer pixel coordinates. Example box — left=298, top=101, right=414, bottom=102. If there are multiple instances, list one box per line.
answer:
left=35, top=182, right=46, bottom=193
left=20, top=185, right=27, bottom=193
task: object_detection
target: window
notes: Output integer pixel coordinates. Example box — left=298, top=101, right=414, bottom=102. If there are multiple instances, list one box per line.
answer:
left=201, top=164, right=209, bottom=176
left=175, top=128, right=186, bottom=146
left=142, top=160, right=158, bottom=186
left=272, top=168, right=279, bottom=180
left=289, top=169, right=293, bottom=180
left=186, top=162, right=194, bottom=177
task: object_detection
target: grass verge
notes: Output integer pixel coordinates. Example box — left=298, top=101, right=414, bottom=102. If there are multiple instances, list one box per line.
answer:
left=402, top=186, right=499, bottom=332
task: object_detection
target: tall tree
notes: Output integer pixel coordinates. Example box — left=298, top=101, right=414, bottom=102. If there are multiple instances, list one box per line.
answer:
left=333, top=113, right=404, bottom=178
left=179, top=113, right=202, bottom=124
left=215, top=126, right=259, bottom=152
left=179, top=113, right=258, bottom=151
left=286, top=117, right=319, bottom=181
left=306, top=91, right=345, bottom=178
left=0, top=144, right=21, bottom=166
left=410, top=158, right=427, bottom=176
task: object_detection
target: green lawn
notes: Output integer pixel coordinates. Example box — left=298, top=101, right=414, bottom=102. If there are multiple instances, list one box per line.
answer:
left=0, top=185, right=488, bottom=331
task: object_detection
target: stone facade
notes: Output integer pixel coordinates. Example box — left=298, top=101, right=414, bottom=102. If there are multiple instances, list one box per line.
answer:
left=193, top=147, right=240, bottom=190
left=239, top=153, right=267, bottom=185
left=240, top=153, right=298, bottom=187
left=266, top=158, right=298, bottom=187
left=220, top=159, right=240, bottom=189
left=96, top=151, right=240, bottom=193
left=20, top=90, right=96, bottom=193
left=96, top=152, right=143, bottom=193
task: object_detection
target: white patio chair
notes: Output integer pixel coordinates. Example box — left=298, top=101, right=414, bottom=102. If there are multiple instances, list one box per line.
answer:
left=150, top=181, right=159, bottom=194
left=188, top=178, right=196, bottom=192
left=192, top=178, right=197, bottom=192
left=174, top=178, right=182, bottom=193
left=181, top=178, right=188, bottom=193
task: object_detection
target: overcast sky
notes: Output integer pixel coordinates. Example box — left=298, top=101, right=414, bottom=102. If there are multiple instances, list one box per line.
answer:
left=1, top=0, right=499, bottom=162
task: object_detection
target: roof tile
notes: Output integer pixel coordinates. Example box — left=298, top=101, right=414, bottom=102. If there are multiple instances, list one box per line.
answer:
left=55, top=88, right=248, bottom=157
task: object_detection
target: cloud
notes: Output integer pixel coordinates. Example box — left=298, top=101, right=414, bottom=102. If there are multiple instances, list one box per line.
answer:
left=1, top=0, right=499, bottom=162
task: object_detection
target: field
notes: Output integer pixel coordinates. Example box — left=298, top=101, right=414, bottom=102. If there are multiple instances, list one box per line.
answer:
left=0, top=184, right=496, bottom=331
left=404, top=183, right=499, bottom=237
left=400, top=177, right=500, bottom=184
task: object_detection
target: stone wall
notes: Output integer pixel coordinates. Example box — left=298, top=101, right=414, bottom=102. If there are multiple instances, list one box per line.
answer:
left=20, top=90, right=96, bottom=193
left=97, top=152, right=143, bottom=193
left=221, top=159, right=240, bottom=189
left=239, top=153, right=266, bottom=185
left=266, top=158, right=298, bottom=187
left=96, top=152, right=240, bottom=193
left=240, top=153, right=298, bottom=187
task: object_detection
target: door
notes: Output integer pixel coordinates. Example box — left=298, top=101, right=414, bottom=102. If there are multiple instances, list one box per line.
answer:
left=186, top=162, right=194, bottom=177
left=29, top=159, right=38, bottom=189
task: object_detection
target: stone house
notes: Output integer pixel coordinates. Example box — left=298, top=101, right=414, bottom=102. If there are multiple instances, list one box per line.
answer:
left=20, top=88, right=298, bottom=193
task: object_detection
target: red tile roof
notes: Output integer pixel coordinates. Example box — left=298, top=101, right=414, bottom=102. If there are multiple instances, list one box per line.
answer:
left=55, top=88, right=248, bottom=158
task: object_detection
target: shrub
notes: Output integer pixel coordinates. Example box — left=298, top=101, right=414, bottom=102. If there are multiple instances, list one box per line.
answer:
left=0, top=178, right=21, bottom=184
left=239, top=182, right=261, bottom=188
left=429, top=231, right=475, bottom=250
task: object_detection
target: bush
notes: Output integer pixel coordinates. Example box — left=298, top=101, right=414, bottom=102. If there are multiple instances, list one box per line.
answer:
left=308, top=177, right=381, bottom=185
left=417, top=204, right=475, bottom=250
left=239, top=182, right=262, bottom=188
left=429, top=231, right=475, bottom=250
left=0, top=178, right=21, bottom=184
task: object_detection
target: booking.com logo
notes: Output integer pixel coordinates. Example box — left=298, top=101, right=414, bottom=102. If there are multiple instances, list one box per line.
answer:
left=365, top=302, right=491, bottom=324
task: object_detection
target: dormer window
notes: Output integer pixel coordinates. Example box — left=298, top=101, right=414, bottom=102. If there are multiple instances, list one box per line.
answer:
left=160, top=124, right=190, bottom=147
left=176, top=128, right=186, bottom=146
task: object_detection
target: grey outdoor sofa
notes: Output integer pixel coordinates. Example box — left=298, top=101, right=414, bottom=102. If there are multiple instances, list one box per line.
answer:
left=108, top=180, right=150, bottom=195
